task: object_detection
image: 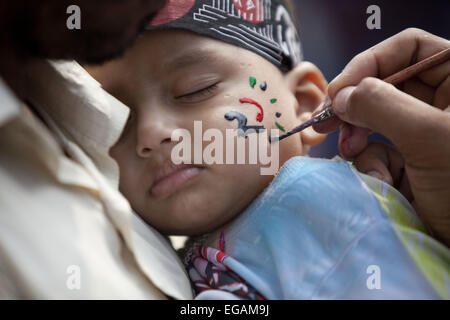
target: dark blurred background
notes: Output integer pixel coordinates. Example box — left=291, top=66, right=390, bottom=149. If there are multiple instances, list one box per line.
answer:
left=292, top=0, right=450, bottom=158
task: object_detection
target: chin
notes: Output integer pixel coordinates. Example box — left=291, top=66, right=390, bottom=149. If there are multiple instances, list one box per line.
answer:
left=162, top=198, right=229, bottom=236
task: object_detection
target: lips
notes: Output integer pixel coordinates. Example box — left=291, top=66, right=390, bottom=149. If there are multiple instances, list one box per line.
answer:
left=150, top=160, right=204, bottom=199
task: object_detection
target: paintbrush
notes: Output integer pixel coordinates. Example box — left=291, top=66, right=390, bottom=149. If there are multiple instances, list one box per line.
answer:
left=270, top=47, right=450, bottom=143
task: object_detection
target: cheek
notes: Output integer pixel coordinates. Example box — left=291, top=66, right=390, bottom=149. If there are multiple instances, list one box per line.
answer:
left=155, top=163, right=269, bottom=235
left=195, top=166, right=268, bottom=234
left=117, top=160, right=142, bottom=200
left=266, top=105, right=305, bottom=161
left=110, top=143, right=132, bottom=174
left=214, top=163, right=271, bottom=208
left=191, top=105, right=238, bottom=129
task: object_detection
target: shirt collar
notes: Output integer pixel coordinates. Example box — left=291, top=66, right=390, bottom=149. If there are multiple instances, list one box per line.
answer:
left=22, top=59, right=130, bottom=187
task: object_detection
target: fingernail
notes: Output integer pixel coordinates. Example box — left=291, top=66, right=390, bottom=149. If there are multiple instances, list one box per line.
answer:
left=328, top=73, right=343, bottom=89
left=312, top=104, right=322, bottom=114
left=367, top=170, right=383, bottom=181
left=312, top=99, right=326, bottom=115
left=334, top=86, right=356, bottom=116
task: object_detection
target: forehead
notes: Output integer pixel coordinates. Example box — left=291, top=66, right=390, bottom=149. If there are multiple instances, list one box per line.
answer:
left=130, top=29, right=249, bottom=71
left=90, top=28, right=282, bottom=95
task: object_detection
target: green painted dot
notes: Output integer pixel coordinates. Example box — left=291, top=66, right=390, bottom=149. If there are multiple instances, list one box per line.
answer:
left=270, top=98, right=277, bottom=104
left=249, top=76, right=257, bottom=88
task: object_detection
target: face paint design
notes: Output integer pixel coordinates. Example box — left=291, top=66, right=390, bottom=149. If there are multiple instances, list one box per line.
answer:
left=241, top=76, right=282, bottom=141
left=225, top=111, right=266, bottom=138
left=275, top=122, right=286, bottom=132
left=260, top=81, right=267, bottom=91
left=239, top=97, right=264, bottom=122
left=249, top=76, right=257, bottom=88
left=275, top=112, right=285, bottom=131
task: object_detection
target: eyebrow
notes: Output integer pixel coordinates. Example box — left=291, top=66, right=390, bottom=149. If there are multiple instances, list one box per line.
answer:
left=164, top=49, right=224, bottom=72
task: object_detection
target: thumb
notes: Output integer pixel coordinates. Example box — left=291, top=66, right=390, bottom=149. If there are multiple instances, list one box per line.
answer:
left=332, top=77, right=450, bottom=157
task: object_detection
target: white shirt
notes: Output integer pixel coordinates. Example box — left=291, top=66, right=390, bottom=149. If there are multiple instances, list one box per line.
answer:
left=0, top=59, right=193, bottom=299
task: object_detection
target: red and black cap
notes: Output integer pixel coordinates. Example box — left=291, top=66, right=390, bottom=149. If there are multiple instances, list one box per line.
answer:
left=146, top=0, right=302, bottom=71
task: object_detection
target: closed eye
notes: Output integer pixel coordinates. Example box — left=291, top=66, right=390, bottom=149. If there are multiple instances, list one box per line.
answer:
left=175, top=83, right=219, bottom=101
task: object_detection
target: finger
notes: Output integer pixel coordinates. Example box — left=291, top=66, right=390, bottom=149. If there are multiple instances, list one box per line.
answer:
left=328, top=28, right=450, bottom=99
left=331, top=78, right=450, bottom=159
left=312, top=116, right=342, bottom=133
left=398, top=170, right=414, bottom=202
left=434, top=75, right=450, bottom=109
left=309, top=102, right=342, bottom=133
left=402, top=77, right=435, bottom=106
left=338, top=123, right=369, bottom=159
left=353, top=143, right=394, bottom=185
left=354, top=143, right=413, bottom=201
left=353, top=142, right=407, bottom=188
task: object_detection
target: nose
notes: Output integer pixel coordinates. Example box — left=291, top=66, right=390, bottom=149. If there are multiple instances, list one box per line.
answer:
left=136, top=117, right=174, bottom=158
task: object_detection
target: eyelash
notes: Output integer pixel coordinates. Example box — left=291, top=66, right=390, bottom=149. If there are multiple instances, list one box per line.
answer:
left=175, top=83, right=219, bottom=101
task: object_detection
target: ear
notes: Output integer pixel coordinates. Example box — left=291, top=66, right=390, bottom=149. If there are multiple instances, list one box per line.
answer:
left=285, top=62, right=328, bottom=147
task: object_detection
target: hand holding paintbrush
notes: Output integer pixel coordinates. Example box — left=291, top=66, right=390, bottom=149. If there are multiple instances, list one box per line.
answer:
left=270, top=47, right=450, bottom=143
left=273, top=29, right=450, bottom=247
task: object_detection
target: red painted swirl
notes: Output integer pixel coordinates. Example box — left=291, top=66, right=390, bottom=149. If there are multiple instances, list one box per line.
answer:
left=239, top=97, right=264, bottom=122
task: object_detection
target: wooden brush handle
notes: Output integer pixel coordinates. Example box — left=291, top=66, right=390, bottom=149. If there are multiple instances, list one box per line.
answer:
left=384, top=47, right=450, bottom=85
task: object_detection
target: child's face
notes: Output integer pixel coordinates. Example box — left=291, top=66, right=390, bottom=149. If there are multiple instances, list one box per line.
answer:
left=86, top=29, right=326, bottom=235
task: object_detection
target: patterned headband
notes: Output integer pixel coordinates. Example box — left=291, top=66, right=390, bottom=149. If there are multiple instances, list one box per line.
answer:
left=146, top=0, right=302, bottom=71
